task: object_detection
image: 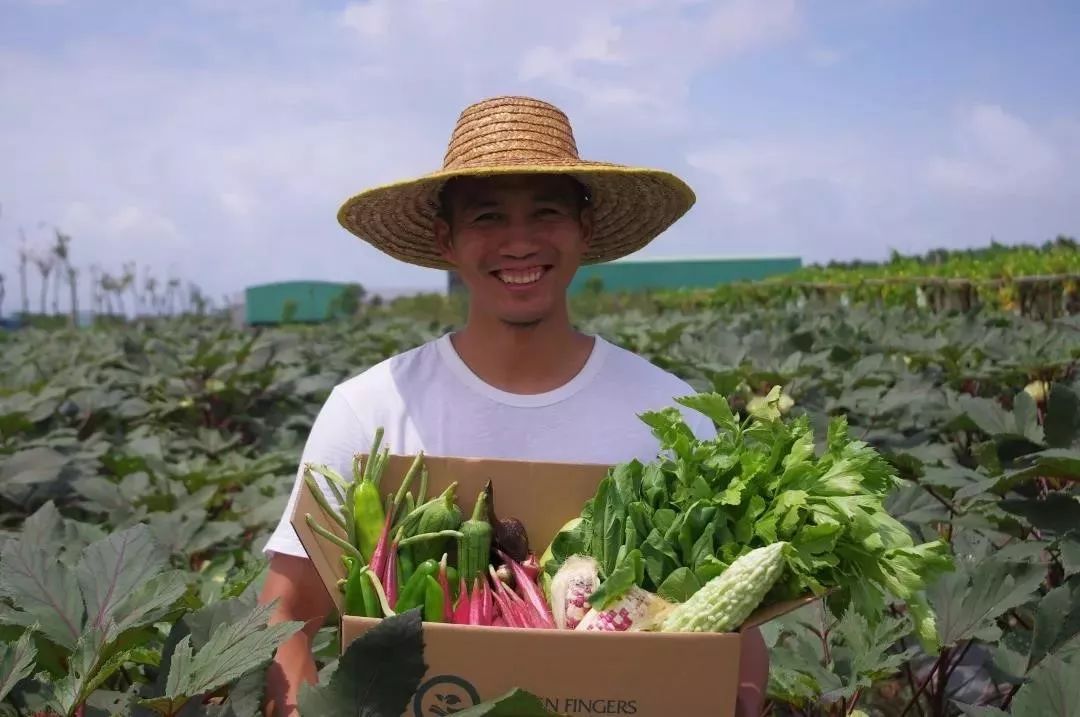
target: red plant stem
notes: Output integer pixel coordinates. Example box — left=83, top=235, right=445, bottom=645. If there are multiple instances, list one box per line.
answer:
left=1001, top=681, right=1022, bottom=710
left=941, top=640, right=974, bottom=689
left=498, top=549, right=555, bottom=628
left=846, top=689, right=862, bottom=715
left=452, top=576, right=470, bottom=625
left=480, top=577, right=495, bottom=626
left=469, top=576, right=482, bottom=626
left=384, top=540, right=398, bottom=609
left=900, top=648, right=950, bottom=717
left=367, top=511, right=395, bottom=578
left=888, top=606, right=925, bottom=717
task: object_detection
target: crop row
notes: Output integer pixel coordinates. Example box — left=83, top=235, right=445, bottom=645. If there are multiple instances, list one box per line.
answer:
left=0, top=302, right=1078, bottom=715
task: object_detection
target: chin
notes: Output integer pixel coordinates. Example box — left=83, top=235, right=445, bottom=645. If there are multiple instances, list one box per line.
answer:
left=496, top=309, right=548, bottom=326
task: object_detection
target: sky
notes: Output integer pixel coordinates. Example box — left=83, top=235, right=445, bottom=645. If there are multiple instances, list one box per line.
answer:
left=2, top=0, right=1079, bottom=312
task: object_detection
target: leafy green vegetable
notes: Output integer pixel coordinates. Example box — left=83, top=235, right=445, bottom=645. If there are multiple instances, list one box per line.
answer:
left=548, top=388, right=955, bottom=632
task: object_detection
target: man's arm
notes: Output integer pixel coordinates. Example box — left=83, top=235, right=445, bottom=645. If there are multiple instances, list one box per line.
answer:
left=260, top=553, right=336, bottom=717
left=736, top=626, right=770, bottom=717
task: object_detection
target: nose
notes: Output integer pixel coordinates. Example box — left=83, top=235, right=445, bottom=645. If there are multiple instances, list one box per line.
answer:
left=496, top=219, right=541, bottom=258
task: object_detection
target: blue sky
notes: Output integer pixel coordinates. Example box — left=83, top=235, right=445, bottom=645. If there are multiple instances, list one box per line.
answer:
left=2, top=0, right=1078, bottom=310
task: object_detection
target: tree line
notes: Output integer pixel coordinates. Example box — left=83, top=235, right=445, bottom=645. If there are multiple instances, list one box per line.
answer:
left=1, top=207, right=216, bottom=326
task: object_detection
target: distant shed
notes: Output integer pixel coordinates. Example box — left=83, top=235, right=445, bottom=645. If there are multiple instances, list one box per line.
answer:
left=567, top=255, right=802, bottom=294
left=245, top=280, right=354, bottom=325
left=447, top=256, right=802, bottom=294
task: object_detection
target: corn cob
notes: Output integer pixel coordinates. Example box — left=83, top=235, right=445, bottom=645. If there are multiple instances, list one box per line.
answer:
left=575, top=585, right=669, bottom=632
left=549, top=555, right=600, bottom=630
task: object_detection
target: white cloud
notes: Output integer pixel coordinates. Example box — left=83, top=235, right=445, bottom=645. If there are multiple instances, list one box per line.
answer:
left=340, top=0, right=391, bottom=38
left=515, top=0, right=800, bottom=116
left=927, top=104, right=1063, bottom=196
left=686, top=138, right=872, bottom=215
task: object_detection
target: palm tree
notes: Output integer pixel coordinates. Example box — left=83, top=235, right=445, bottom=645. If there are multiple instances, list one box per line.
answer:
left=121, top=262, right=137, bottom=317
left=88, top=264, right=101, bottom=316
left=67, top=265, right=78, bottom=326
left=49, top=229, right=72, bottom=319
left=145, top=274, right=159, bottom=315
left=100, top=272, right=120, bottom=316
left=32, top=249, right=55, bottom=315
left=166, top=277, right=180, bottom=315
left=18, top=228, right=30, bottom=315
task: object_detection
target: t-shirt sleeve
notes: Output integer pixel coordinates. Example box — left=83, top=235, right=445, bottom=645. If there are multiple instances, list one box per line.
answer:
left=260, top=386, right=368, bottom=559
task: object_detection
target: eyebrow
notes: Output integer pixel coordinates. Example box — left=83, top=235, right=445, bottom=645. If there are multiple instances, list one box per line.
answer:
left=458, top=189, right=576, bottom=212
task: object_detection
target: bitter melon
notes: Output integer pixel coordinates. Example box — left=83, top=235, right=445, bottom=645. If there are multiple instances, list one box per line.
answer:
left=659, top=541, right=788, bottom=633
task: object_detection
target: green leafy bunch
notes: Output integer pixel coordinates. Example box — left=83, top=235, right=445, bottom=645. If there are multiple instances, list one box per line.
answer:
left=548, top=389, right=955, bottom=642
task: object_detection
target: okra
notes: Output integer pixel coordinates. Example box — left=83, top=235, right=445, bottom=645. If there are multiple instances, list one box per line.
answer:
left=396, top=558, right=439, bottom=612
left=423, top=576, right=444, bottom=623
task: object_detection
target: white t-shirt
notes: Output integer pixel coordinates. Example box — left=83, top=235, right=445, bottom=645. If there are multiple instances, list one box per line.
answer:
left=262, top=332, right=716, bottom=558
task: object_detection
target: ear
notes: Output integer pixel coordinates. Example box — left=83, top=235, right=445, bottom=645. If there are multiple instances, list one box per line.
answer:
left=578, top=205, right=595, bottom=248
left=434, top=217, right=455, bottom=263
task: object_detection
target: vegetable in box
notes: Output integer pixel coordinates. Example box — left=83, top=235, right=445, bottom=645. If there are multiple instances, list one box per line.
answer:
left=303, top=389, right=954, bottom=641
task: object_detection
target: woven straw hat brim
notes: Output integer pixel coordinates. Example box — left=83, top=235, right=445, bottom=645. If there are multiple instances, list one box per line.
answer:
left=337, top=161, right=696, bottom=270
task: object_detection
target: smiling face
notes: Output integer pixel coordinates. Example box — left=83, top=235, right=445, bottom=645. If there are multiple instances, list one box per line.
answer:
left=434, top=173, right=593, bottom=327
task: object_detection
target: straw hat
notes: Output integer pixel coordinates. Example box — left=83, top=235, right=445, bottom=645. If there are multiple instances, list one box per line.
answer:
left=337, top=96, right=696, bottom=269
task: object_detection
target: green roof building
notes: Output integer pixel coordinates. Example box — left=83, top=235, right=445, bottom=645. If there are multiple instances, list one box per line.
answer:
left=244, top=280, right=360, bottom=325
left=447, top=255, right=802, bottom=295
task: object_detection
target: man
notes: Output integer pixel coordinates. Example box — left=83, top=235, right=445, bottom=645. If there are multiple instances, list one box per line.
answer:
left=258, top=96, right=770, bottom=716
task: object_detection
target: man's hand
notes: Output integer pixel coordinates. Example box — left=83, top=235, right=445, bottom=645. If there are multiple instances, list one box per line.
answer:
left=260, top=553, right=335, bottom=717
left=736, top=626, right=770, bottom=717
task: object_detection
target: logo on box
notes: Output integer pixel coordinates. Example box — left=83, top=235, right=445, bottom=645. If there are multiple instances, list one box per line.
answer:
left=412, top=674, right=481, bottom=715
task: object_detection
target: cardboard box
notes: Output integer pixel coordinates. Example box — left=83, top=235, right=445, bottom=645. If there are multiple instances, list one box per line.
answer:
left=291, top=453, right=817, bottom=717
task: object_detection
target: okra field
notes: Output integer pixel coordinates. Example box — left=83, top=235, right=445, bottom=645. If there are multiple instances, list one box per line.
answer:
left=1, top=275, right=1079, bottom=715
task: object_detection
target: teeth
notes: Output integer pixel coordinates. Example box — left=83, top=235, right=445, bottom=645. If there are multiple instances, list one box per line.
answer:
left=498, top=269, right=543, bottom=285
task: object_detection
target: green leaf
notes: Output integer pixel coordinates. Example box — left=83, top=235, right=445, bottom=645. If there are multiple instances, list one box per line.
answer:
left=656, top=567, right=703, bottom=603
left=297, top=608, right=427, bottom=717
left=454, top=688, right=563, bottom=716
left=793, top=522, right=842, bottom=555
left=834, top=609, right=919, bottom=688
left=1028, top=580, right=1080, bottom=673
left=142, top=599, right=303, bottom=713
left=76, top=524, right=170, bottom=638
left=0, top=626, right=37, bottom=702
left=954, top=706, right=1009, bottom=717
left=0, top=535, right=84, bottom=650
left=587, top=549, right=644, bottom=611
left=1001, top=493, right=1080, bottom=536
left=957, top=394, right=1044, bottom=444
left=675, top=392, right=738, bottom=433
left=1007, top=654, right=1080, bottom=716
left=1060, top=537, right=1080, bottom=577
left=42, top=624, right=110, bottom=716
left=927, top=554, right=1046, bottom=646
left=1045, top=383, right=1080, bottom=449
left=1030, top=449, right=1080, bottom=478
left=640, top=530, right=679, bottom=588
left=110, top=570, right=190, bottom=637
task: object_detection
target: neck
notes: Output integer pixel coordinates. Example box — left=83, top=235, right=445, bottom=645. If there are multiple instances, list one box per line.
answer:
left=450, top=305, right=594, bottom=395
